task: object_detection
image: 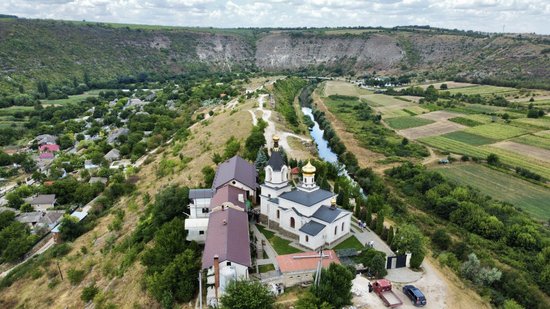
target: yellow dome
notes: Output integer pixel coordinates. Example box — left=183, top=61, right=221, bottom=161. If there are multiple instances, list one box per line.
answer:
left=302, top=161, right=316, bottom=174
left=273, top=135, right=280, bottom=141
left=331, top=197, right=337, bottom=205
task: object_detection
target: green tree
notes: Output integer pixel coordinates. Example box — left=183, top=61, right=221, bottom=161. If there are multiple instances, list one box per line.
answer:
left=220, top=280, right=275, bottom=309
left=59, top=215, right=86, bottom=241
left=502, top=299, right=524, bottom=309
left=254, top=149, right=268, bottom=169
left=375, top=213, right=384, bottom=236
left=431, top=228, right=451, bottom=250
left=294, top=291, right=332, bottom=309
left=392, top=224, right=426, bottom=268
left=223, top=136, right=241, bottom=160
left=487, top=153, right=500, bottom=165
left=201, top=166, right=215, bottom=187
left=311, top=263, right=354, bottom=308
left=142, top=218, right=187, bottom=274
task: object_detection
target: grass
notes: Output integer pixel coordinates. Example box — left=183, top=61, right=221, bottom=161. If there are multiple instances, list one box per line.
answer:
left=323, top=81, right=372, bottom=97
left=419, top=136, right=491, bottom=158
left=259, top=264, right=275, bottom=273
left=513, top=117, right=550, bottom=130
left=442, top=131, right=497, bottom=146
left=448, top=117, right=484, bottom=127
left=447, top=85, right=518, bottom=96
left=464, top=123, right=531, bottom=140
left=433, top=164, right=550, bottom=221
left=256, top=224, right=302, bottom=255
left=450, top=104, right=505, bottom=114
left=41, top=93, right=97, bottom=106
left=333, top=235, right=364, bottom=251
left=513, top=134, right=550, bottom=150
left=385, top=116, right=434, bottom=130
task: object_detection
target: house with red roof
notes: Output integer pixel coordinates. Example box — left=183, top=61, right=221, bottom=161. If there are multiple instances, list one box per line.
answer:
left=39, top=144, right=60, bottom=153
left=276, top=249, right=340, bottom=287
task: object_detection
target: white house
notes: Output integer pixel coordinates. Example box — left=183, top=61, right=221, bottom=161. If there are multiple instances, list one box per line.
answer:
left=260, top=137, right=352, bottom=250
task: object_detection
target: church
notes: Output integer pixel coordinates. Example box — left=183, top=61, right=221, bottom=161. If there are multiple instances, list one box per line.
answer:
left=260, top=136, right=352, bottom=250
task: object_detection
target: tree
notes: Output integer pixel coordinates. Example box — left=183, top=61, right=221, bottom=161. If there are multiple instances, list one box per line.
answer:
left=254, top=149, right=267, bottom=169
left=401, top=137, right=409, bottom=146
left=440, top=83, right=448, bottom=90
left=59, top=215, right=86, bottom=241
left=202, top=166, right=215, bottom=187
left=392, top=224, right=426, bottom=268
left=387, top=226, right=394, bottom=246
left=212, top=152, right=223, bottom=165
left=461, top=253, right=501, bottom=286
left=142, top=218, right=187, bottom=274
left=294, top=291, right=332, bottom=309
left=375, top=213, right=384, bottom=236
left=220, top=280, right=275, bottom=309
left=223, top=136, right=241, bottom=160
left=431, top=228, right=451, bottom=250
left=502, top=299, right=525, bottom=309
left=487, top=153, right=499, bottom=165
left=311, top=263, right=354, bottom=308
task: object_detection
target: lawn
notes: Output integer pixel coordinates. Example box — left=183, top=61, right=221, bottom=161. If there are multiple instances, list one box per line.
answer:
left=256, top=224, right=302, bottom=255
left=385, top=116, right=434, bottom=130
left=433, top=164, right=550, bottom=221
left=259, top=264, right=275, bottom=273
left=442, top=131, right=497, bottom=146
left=333, top=235, right=364, bottom=251
left=464, top=123, right=531, bottom=140
left=41, top=92, right=99, bottom=105
left=513, top=134, right=550, bottom=150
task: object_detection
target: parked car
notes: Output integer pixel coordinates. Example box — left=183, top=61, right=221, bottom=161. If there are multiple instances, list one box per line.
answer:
left=402, top=285, right=427, bottom=307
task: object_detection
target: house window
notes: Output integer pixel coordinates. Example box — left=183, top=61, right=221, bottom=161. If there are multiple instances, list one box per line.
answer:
left=199, top=231, right=204, bottom=235
left=334, top=226, right=337, bottom=235
left=227, top=262, right=232, bottom=266
left=342, top=222, right=345, bottom=231
left=305, top=235, right=309, bottom=242
left=290, top=217, right=295, bottom=229
left=202, top=208, right=209, bottom=213
left=276, top=210, right=280, bottom=219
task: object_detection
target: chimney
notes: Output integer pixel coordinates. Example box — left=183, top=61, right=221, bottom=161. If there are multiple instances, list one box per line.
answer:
left=214, top=255, right=220, bottom=301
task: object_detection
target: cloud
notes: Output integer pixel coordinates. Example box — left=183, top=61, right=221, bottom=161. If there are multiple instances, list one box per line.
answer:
left=0, top=0, right=548, bottom=34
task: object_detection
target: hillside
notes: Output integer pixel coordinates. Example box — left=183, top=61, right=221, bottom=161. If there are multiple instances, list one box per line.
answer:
left=1, top=19, right=550, bottom=96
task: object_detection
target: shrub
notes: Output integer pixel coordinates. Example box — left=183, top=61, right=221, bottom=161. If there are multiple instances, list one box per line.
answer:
left=432, top=229, right=451, bottom=250
left=81, top=284, right=99, bottom=302
left=67, top=268, right=85, bottom=285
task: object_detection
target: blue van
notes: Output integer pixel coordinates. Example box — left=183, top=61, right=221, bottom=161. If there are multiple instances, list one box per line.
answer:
left=403, top=285, right=427, bottom=307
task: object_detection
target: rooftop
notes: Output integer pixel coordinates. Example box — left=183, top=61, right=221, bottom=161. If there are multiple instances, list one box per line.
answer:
left=311, top=205, right=346, bottom=223
left=299, top=220, right=326, bottom=236
left=212, top=156, right=257, bottom=191
left=267, top=151, right=285, bottom=171
left=189, top=188, right=215, bottom=199
left=30, top=194, right=56, bottom=205
left=210, top=185, right=246, bottom=210
left=279, top=188, right=333, bottom=207
left=201, top=208, right=251, bottom=269
left=276, top=250, right=340, bottom=273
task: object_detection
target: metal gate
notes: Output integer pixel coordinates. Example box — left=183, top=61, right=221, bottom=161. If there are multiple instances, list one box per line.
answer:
left=386, top=254, right=407, bottom=269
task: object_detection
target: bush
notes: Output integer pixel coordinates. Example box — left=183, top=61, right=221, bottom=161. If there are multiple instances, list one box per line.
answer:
left=81, top=284, right=99, bottom=302
left=67, top=268, right=85, bottom=285
left=432, top=229, right=451, bottom=250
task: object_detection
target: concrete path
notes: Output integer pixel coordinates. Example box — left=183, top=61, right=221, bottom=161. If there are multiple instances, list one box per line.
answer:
left=350, top=226, right=394, bottom=257
left=250, top=224, right=279, bottom=270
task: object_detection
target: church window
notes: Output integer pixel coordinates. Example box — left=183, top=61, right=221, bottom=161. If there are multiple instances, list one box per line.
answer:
left=290, top=217, right=295, bottom=228
left=342, top=222, right=345, bottom=231
left=305, top=235, right=309, bottom=242
left=334, top=226, right=337, bottom=235
left=276, top=210, right=280, bottom=219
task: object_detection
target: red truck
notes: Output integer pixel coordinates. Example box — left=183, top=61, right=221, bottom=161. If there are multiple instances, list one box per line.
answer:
left=372, top=279, right=403, bottom=308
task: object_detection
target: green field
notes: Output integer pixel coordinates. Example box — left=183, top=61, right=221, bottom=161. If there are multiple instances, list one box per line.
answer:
left=464, top=123, right=531, bottom=140
left=513, top=117, right=550, bottom=130
left=419, top=136, right=491, bottom=158
left=442, top=131, right=497, bottom=146
left=513, top=134, right=550, bottom=150
left=450, top=104, right=506, bottom=114
left=448, top=117, right=484, bottom=127
left=41, top=92, right=100, bottom=106
left=447, top=85, right=518, bottom=96
left=385, top=116, right=434, bottom=130
left=363, top=94, right=405, bottom=107
left=433, top=164, right=550, bottom=221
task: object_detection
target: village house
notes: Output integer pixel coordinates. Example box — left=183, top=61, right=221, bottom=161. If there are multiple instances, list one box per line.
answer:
left=35, top=134, right=57, bottom=146
left=104, top=148, right=120, bottom=162
left=260, top=136, right=352, bottom=250
left=38, top=144, right=60, bottom=153
left=84, top=160, right=99, bottom=170
left=30, top=194, right=56, bottom=212
left=212, top=155, right=258, bottom=199
left=276, top=250, right=341, bottom=287
left=16, top=210, right=64, bottom=233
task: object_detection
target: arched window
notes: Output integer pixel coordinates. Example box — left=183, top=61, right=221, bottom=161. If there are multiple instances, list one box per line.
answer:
left=276, top=209, right=280, bottom=219
left=266, top=167, right=272, bottom=182
left=282, top=166, right=287, bottom=181
left=334, top=226, right=337, bottom=235
left=290, top=217, right=295, bottom=229
left=342, top=222, right=345, bottom=231
left=305, top=235, right=309, bottom=242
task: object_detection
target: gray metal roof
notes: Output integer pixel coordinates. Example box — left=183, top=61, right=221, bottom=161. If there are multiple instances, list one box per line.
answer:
left=312, top=205, right=343, bottom=223
left=267, top=151, right=285, bottom=171
left=212, top=156, right=257, bottom=191
left=189, top=188, right=215, bottom=199
left=299, top=220, right=326, bottom=236
left=279, top=188, right=333, bottom=207
left=30, top=194, right=56, bottom=205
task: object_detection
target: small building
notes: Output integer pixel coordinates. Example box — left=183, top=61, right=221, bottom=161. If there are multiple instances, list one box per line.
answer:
left=276, top=250, right=340, bottom=287
left=89, top=177, right=108, bottom=185
left=38, top=152, right=54, bottom=160
left=84, top=160, right=99, bottom=170
left=38, top=144, right=60, bottom=153
left=52, top=211, right=88, bottom=244
left=188, top=188, right=215, bottom=219
left=35, top=134, right=57, bottom=146
left=109, top=159, right=132, bottom=169
left=212, top=155, right=258, bottom=199
left=104, top=148, right=120, bottom=162
left=210, top=185, right=247, bottom=211
left=30, top=194, right=56, bottom=212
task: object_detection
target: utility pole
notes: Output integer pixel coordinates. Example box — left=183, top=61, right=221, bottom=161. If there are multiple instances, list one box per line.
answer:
left=57, top=260, right=63, bottom=280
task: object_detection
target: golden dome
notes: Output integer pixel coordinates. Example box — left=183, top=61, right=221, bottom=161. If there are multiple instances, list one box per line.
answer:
left=273, top=135, right=280, bottom=141
left=331, top=197, right=337, bottom=205
left=302, top=161, right=316, bottom=174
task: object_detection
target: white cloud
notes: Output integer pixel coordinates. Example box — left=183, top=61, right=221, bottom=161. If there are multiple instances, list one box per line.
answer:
left=0, top=0, right=548, bottom=33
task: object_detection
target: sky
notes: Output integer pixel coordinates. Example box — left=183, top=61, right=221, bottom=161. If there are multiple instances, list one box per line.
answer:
left=1, top=0, right=549, bottom=34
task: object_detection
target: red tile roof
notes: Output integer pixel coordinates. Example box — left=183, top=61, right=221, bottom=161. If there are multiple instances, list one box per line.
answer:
left=39, top=152, right=54, bottom=159
left=201, top=208, right=251, bottom=269
left=39, top=144, right=60, bottom=152
left=210, top=185, right=247, bottom=210
left=276, top=250, right=340, bottom=273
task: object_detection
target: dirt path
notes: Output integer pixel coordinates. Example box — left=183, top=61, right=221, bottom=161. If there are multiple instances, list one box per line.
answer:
left=249, top=94, right=312, bottom=159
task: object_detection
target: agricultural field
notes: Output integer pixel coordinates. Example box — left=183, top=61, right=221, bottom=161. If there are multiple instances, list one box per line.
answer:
left=463, top=123, right=531, bottom=140
left=442, top=131, right=497, bottom=146
left=385, top=116, right=434, bottom=130
left=398, top=121, right=465, bottom=140
left=41, top=91, right=100, bottom=106
left=513, top=134, right=550, bottom=150
left=433, top=164, right=550, bottom=221
left=491, top=141, right=550, bottom=163
left=362, top=94, right=429, bottom=118
left=447, top=85, right=519, bottom=96
left=449, top=117, right=484, bottom=127
left=450, top=103, right=507, bottom=114
left=322, top=81, right=372, bottom=97
left=512, top=117, right=550, bottom=130
left=396, top=81, right=475, bottom=90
